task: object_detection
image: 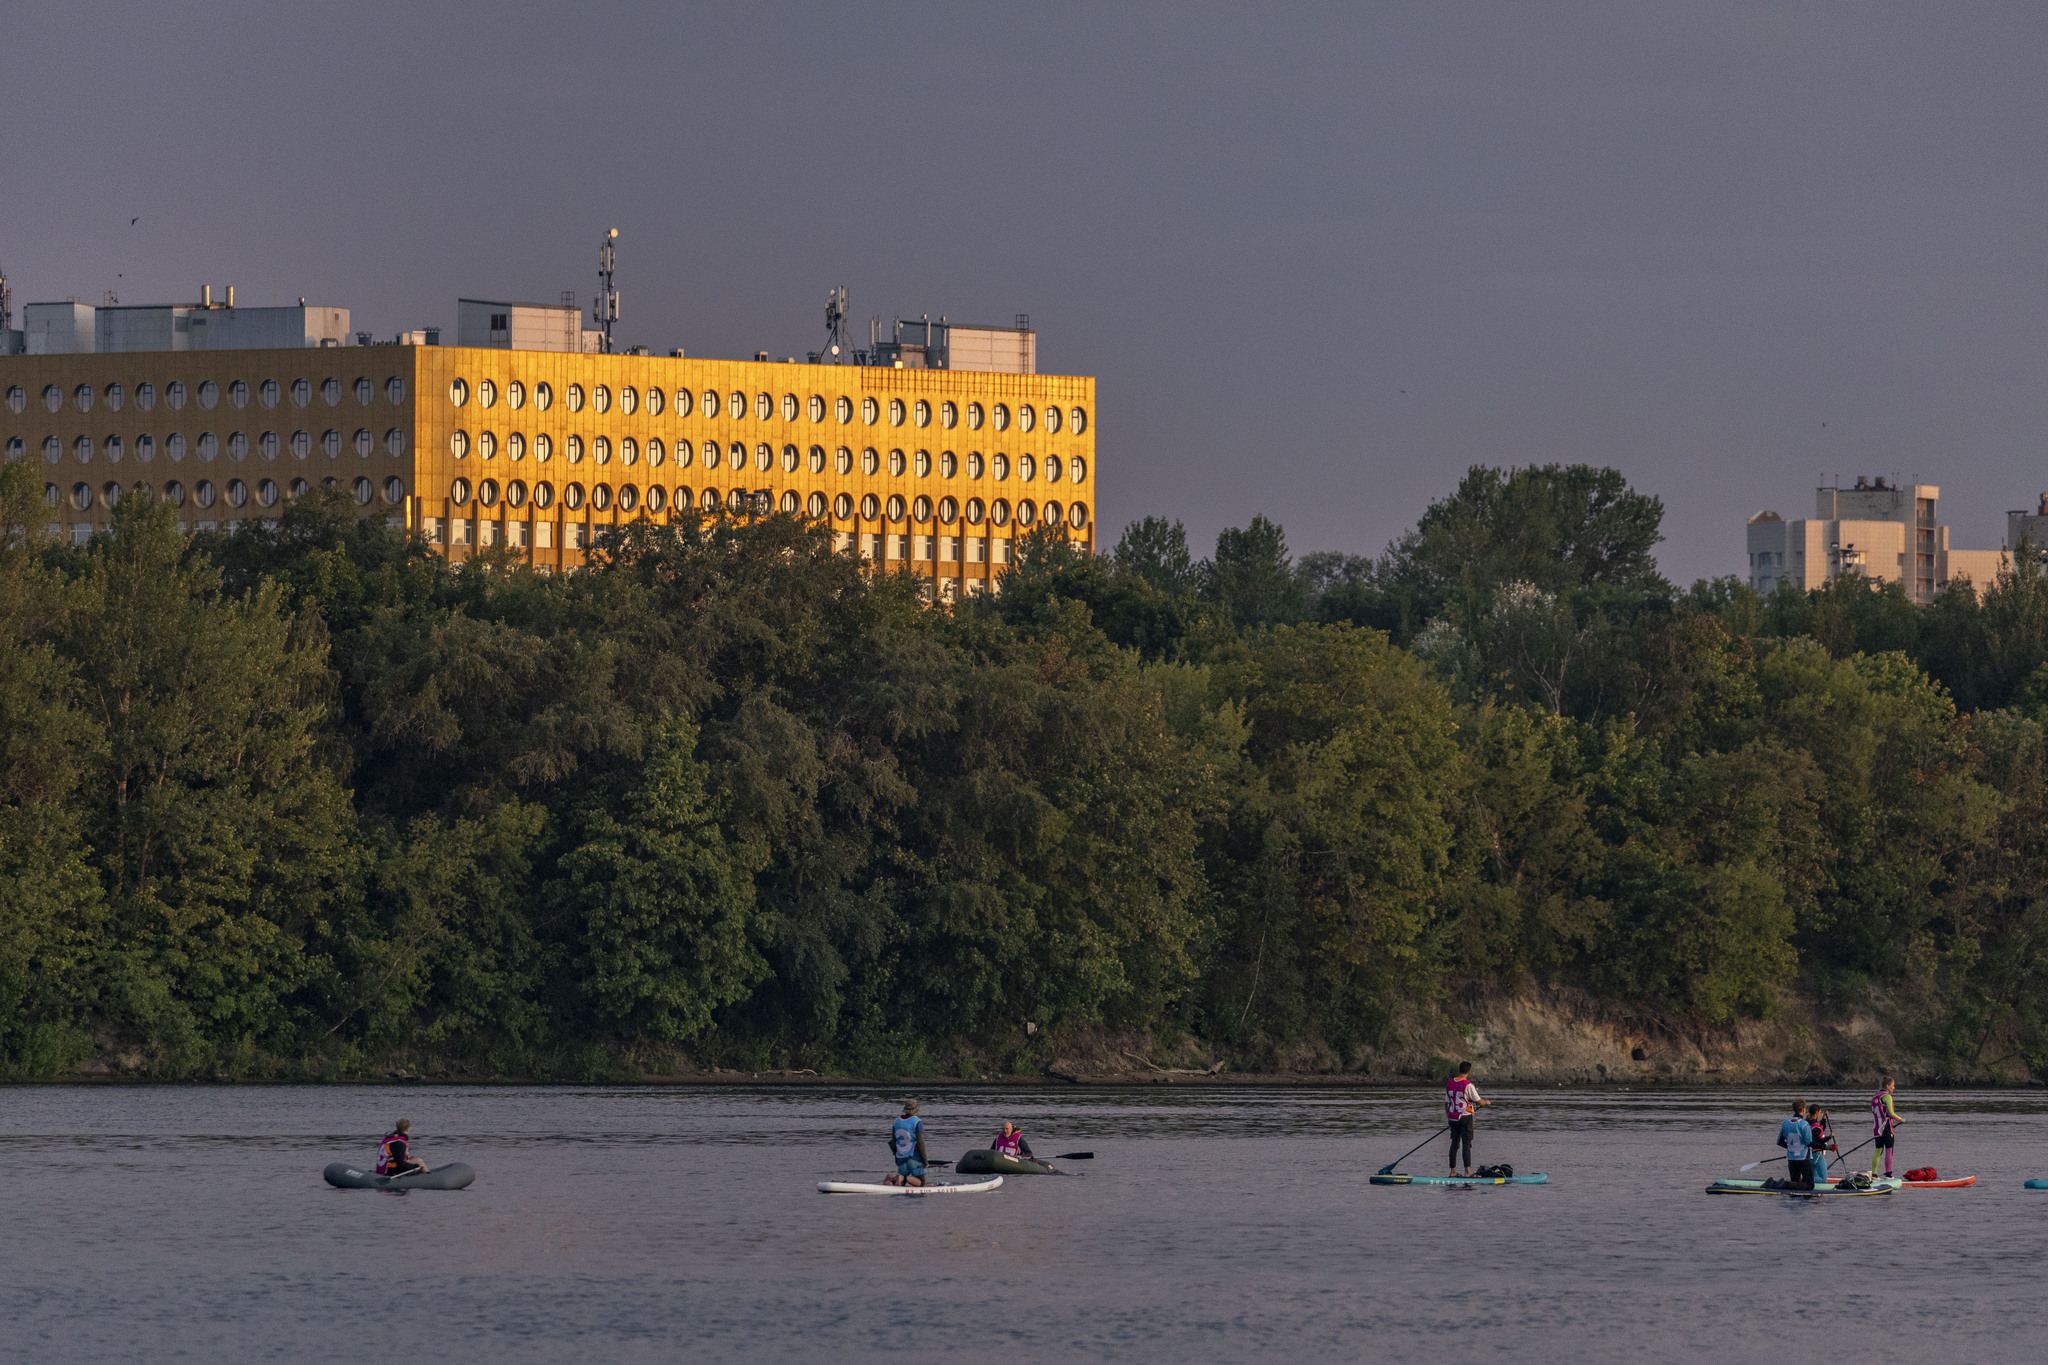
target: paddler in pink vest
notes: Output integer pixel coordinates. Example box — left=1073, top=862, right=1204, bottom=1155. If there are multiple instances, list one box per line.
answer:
left=1445, top=1062, right=1491, bottom=1177
left=1869, top=1077, right=1904, bottom=1178
left=990, top=1122, right=1036, bottom=1162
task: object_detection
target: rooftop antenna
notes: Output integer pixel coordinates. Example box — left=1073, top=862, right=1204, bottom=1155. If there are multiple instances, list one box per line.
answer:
left=0, top=262, right=12, bottom=331
left=593, top=228, right=619, bottom=354
left=816, top=285, right=853, bottom=364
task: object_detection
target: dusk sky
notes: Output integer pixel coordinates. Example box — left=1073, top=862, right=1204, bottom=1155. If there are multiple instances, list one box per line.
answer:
left=6, top=2, right=2045, bottom=585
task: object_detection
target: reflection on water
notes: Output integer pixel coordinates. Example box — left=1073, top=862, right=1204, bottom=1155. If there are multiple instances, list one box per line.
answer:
left=4, top=1085, right=2046, bottom=1362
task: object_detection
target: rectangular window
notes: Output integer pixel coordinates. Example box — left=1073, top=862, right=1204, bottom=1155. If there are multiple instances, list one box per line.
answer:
left=890, top=535, right=908, bottom=560
left=537, top=521, right=554, bottom=549
left=941, top=536, right=959, bottom=562
left=452, top=519, right=471, bottom=545
left=570, top=523, right=586, bottom=548
left=423, top=515, right=443, bottom=544
left=994, top=539, right=1011, bottom=565
left=968, top=537, right=986, bottom=564
left=914, top=534, right=932, bottom=561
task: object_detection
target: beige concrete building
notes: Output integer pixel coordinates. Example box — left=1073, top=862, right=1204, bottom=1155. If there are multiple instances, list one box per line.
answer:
left=1747, top=476, right=2006, bottom=601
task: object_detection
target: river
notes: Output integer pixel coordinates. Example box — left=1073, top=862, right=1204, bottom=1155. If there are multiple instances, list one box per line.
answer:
left=4, top=1083, right=2044, bottom=1362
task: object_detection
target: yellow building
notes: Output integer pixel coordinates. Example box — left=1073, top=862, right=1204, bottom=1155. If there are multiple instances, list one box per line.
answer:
left=2, top=346, right=1096, bottom=594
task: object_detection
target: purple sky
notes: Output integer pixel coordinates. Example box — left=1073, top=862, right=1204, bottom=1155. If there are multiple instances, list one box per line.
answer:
left=7, top=2, right=2045, bottom=584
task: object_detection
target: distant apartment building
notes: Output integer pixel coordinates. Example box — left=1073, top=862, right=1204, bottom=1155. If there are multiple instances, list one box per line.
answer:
left=1747, top=476, right=2006, bottom=602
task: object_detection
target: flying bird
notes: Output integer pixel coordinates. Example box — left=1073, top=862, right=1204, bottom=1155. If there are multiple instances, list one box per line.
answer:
left=131, top=217, right=139, bottom=225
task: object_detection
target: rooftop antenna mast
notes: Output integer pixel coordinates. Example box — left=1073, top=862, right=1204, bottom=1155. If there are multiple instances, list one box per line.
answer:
left=812, top=285, right=863, bottom=364
left=593, top=228, right=619, bottom=354
left=0, top=262, right=12, bottom=332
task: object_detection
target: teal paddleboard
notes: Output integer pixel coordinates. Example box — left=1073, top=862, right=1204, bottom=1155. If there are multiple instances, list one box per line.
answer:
left=2024, top=1179, right=2048, bottom=1189
left=1369, top=1172, right=1547, bottom=1186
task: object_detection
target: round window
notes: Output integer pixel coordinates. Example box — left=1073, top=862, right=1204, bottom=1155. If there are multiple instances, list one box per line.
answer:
left=71, top=482, right=91, bottom=509
left=941, top=451, right=957, bottom=479
left=620, top=437, right=638, bottom=466
left=354, top=430, right=372, bottom=458
left=1071, top=458, right=1087, bottom=484
left=966, top=452, right=985, bottom=479
left=592, top=483, right=613, bottom=511
left=199, top=381, right=220, bottom=409
left=993, top=404, right=1010, bottom=431
left=966, top=402, right=983, bottom=430
left=451, top=430, right=470, bottom=458
left=168, top=433, right=187, bottom=461
left=259, top=379, right=279, bottom=409
left=808, top=394, right=825, bottom=422
left=384, top=477, right=404, bottom=504
left=105, top=435, right=123, bottom=463
left=619, top=386, right=636, bottom=416
left=674, top=389, right=693, bottom=417
left=75, top=384, right=95, bottom=413
left=992, top=453, right=1009, bottom=481
left=618, top=484, right=638, bottom=512
left=479, top=479, right=498, bottom=507
left=106, top=383, right=125, bottom=411
left=889, top=449, right=906, bottom=476
left=137, top=383, right=157, bottom=412
left=353, top=377, right=372, bottom=405
left=227, top=433, right=247, bottom=461
left=507, top=380, right=525, bottom=410
left=535, top=434, right=552, bottom=462
left=648, top=486, right=666, bottom=512
left=196, top=480, right=217, bottom=508
left=646, top=387, right=662, bottom=416
left=731, top=391, right=746, bottom=419
left=535, top=383, right=553, bottom=411
left=288, top=378, right=309, bottom=408
left=450, top=478, right=471, bottom=504
left=1044, top=405, right=1062, bottom=434
left=259, top=431, right=279, bottom=460
left=808, top=491, right=827, bottom=518
left=567, top=384, right=585, bottom=412
left=593, top=385, right=611, bottom=414
left=594, top=436, right=612, bottom=465
left=508, top=432, right=526, bottom=461
left=567, top=435, right=584, bottom=463
left=566, top=482, right=585, bottom=510
left=168, top=382, right=187, bottom=411
left=1045, top=500, right=1064, bottom=527
left=913, top=495, right=932, bottom=522
left=257, top=479, right=278, bottom=507
left=781, top=393, right=798, bottom=421
left=166, top=480, right=184, bottom=505
left=889, top=398, right=906, bottom=426
left=1019, top=454, right=1037, bottom=481
left=534, top=482, right=554, bottom=509
left=478, top=379, right=496, bottom=409
left=1017, top=500, right=1036, bottom=527
left=5, top=385, right=24, bottom=415
left=138, top=435, right=156, bottom=463
left=965, top=498, right=985, bottom=525
left=290, top=478, right=308, bottom=500
left=479, top=431, right=498, bottom=460
left=386, top=429, right=406, bottom=457
left=321, top=377, right=340, bottom=406
left=41, top=384, right=61, bottom=413
left=808, top=445, right=825, bottom=473
left=915, top=450, right=931, bottom=478
left=355, top=477, right=374, bottom=505
left=750, top=443, right=768, bottom=471
left=198, top=433, right=219, bottom=461
left=837, top=395, right=853, bottom=424
left=673, top=441, right=692, bottom=469
left=833, top=493, right=853, bottom=519
left=703, top=488, right=721, bottom=512
left=862, top=396, right=879, bottom=425
left=1070, top=407, right=1087, bottom=435
left=860, top=493, right=880, bottom=520
left=702, top=390, right=720, bottom=418
left=228, top=381, right=248, bottom=409
left=1018, top=405, right=1034, bottom=433
left=782, top=444, right=799, bottom=472
left=835, top=447, right=853, bottom=475
left=291, top=430, right=311, bottom=459
left=914, top=399, right=931, bottom=427
left=386, top=377, right=406, bottom=405
left=1070, top=503, right=1088, bottom=529
left=42, top=436, right=59, bottom=463
left=992, top=499, right=1011, bottom=526
left=938, top=497, right=958, bottom=524
left=862, top=448, right=879, bottom=476
left=226, top=479, right=248, bottom=507
left=941, top=400, right=957, bottom=429
left=755, top=392, right=771, bottom=420
left=887, top=494, right=906, bottom=522
left=1046, top=455, right=1064, bottom=483
left=648, top=437, right=664, bottom=467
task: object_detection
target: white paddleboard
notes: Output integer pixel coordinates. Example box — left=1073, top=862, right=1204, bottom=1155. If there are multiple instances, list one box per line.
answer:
left=817, top=1176, right=1004, bottom=1195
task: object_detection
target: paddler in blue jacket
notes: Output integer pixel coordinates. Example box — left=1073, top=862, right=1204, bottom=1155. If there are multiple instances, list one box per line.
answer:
left=1777, top=1101, right=1813, bottom=1190
left=884, top=1099, right=928, bottom=1187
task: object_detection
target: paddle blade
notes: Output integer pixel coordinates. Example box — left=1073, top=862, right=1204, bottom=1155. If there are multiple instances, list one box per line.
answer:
left=1054, top=1152, right=1094, bottom=1160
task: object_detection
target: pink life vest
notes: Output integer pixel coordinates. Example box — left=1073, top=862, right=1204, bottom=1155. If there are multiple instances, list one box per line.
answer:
left=377, top=1131, right=409, bottom=1175
left=993, top=1130, right=1024, bottom=1158
left=1870, top=1090, right=1895, bottom=1137
left=1446, top=1076, right=1476, bottom=1122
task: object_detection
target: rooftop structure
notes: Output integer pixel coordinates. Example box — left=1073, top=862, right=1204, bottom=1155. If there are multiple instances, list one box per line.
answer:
left=1747, top=475, right=2005, bottom=601
left=865, top=316, right=1037, bottom=374
left=455, top=298, right=602, bottom=354
left=6, top=288, right=351, bottom=355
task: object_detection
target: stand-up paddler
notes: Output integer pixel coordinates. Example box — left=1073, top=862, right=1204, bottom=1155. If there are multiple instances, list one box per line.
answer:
left=1778, top=1101, right=1813, bottom=1190
left=1445, top=1062, right=1491, bottom=1177
left=1870, top=1077, right=1904, bottom=1179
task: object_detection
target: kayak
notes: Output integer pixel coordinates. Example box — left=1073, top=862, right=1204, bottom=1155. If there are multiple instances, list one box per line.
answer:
left=955, top=1148, right=1058, bottom=1176
left=818, top=1176, right=1003, bottom=1196
left=324, top=1162, right=475, bottom=1191
left=1706, top=1177, right=1902, bottom=1196
left=1369, top=1172, right=1548, bottom=1186
left=1904, top=1175, right=1976, bottom=1188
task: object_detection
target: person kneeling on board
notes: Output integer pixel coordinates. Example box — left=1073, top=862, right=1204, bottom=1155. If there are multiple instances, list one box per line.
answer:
left=884, top=1099, right=928, bottom=1187
left=1777, top=1101, right=1813, bottom=1190
left=378, top=1119, right=430, bottom=1178
left=991, top=1122, right=1035, bottom=1162
left=1445, top=1062, right=1491, bottom=1177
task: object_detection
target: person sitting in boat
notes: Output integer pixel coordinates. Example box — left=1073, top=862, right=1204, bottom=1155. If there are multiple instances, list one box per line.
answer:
left=884, top=1099, right=927, bottom=1187
left=991, top=1122, right=1035, bottom=1161
left=377, top=1119, right=429, bottom=1178
left=1805, top=1103, right=1836, bottom=1184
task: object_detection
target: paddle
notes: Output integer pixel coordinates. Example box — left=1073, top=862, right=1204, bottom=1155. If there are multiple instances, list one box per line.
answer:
left=1377, top=1124, right=1450, bottom=1176
left=1054, top=1152, right=1093, bottom=1160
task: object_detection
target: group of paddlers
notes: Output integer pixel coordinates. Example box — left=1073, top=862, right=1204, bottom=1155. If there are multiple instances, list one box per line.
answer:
left=1772, top=1077, right=1905, bottom=1188
left=881, top=1098, right=1037, bottom=1187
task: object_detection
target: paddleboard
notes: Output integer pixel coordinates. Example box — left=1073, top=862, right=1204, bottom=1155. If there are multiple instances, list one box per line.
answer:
left=955, top=1149, right=1058, bottom=1176
left=1706, top=1177, right=1901, bottom=1196
left=1904, top=1175, right=1976, bottom=1188
left=1368, top=1172, right=1547, bottom=1186
left=818, top=1176, right=1004, bottom=1195
left=2023, top=1179, right=2048, bottom=1189
left=324, top=1162, right=475, bottom=1191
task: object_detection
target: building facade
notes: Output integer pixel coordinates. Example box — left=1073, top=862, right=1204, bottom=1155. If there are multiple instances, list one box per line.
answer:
left=2, top=345, right=1096, bottom=592
left=1747, top=476, right=2004, bottom=600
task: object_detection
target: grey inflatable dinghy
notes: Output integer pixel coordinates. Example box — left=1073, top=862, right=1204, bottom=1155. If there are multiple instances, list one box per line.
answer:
left=324, top=1162, right=476, bottom=1190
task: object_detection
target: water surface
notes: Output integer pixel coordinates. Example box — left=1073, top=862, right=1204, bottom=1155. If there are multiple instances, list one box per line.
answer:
left=5, top=1084, right=2044, bottom=1362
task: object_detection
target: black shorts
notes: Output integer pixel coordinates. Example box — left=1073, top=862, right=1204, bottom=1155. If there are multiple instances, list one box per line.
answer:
left=1874, top=1131, right=1894, bottom=1150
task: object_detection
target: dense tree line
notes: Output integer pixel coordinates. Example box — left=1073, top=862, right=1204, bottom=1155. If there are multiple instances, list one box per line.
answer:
left=7, top=456, right=2048, bottom=1081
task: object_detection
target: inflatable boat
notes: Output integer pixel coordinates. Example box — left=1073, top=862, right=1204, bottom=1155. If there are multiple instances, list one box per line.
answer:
left=324, top=1162, right=476, bottom=1191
